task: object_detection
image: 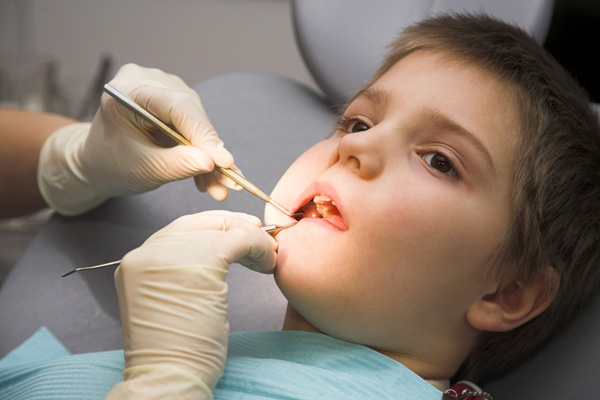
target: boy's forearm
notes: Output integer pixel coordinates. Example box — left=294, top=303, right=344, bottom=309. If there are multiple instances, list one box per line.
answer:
left=0, top=108, right=75, bottom=220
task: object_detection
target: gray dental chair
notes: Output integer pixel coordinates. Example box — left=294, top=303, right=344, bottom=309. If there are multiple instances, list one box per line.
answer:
left=1, top=1, right=598, bottom=398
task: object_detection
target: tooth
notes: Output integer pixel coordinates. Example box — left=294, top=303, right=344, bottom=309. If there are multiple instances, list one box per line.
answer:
left=317, top=204, right=337, bottom=217
left=313, top=194, right=333, bottom=204
left=312, top=195, right=339, bottom=218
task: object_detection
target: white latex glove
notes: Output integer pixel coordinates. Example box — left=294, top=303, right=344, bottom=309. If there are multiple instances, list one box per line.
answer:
left=38, top=63, right=240, bottom=216
left=105, top=211, right=277, bottom=399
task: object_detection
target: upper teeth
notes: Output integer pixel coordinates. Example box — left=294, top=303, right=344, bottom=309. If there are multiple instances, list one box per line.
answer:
left=313, top=195, right=336, bottom=217
left=313, top=195, right=335, bottom=205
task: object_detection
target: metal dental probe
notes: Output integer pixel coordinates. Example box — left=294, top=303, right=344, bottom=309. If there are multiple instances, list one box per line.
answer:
left=60, top=223, right=296, bottom=277
left=102, top=83, right=299, bottom=219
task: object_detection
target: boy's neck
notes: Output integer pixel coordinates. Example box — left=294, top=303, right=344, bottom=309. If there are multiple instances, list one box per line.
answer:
left=281, top=304, right=323, bottom=334
left=281, top=304, right=473, bottom=382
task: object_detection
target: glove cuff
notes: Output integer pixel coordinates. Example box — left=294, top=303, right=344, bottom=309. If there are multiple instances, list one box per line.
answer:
left=105, top=365, right=214, bottom=400
left=37, top=123, right=108, bottom=216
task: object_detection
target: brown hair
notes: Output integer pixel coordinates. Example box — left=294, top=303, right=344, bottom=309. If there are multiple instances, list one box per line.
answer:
left=366, top=13, right=600, bottom=381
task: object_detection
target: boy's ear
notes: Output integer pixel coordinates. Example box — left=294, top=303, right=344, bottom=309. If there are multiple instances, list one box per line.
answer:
left=466, top=266, right=559, bottom=332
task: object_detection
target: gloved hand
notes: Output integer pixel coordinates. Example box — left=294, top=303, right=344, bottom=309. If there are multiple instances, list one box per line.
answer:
left=105, top=211, right=277, bottom=399
left=38, top=63, right=240, bottom=216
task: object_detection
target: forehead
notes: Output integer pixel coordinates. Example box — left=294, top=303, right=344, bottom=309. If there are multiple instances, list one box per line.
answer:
left=367, top=50, right=519, bottom=131
left=368, top=50, right=515, bottom=103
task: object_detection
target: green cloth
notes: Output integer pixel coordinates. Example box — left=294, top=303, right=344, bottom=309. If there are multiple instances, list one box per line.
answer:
left=0, top=328, right=443, bottom=399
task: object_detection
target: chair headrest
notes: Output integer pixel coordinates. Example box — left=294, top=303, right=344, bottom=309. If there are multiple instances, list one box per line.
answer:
left=292, top=0, right=555, bottom=106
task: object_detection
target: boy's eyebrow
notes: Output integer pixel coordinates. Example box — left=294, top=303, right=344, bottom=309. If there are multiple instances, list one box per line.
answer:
left=352, top=86, right=391, bottom=105
left=423, top=108, right=496, bottom=174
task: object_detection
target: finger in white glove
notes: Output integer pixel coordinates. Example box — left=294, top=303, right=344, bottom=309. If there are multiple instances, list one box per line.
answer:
left=194, top=166, right=241, bottom=202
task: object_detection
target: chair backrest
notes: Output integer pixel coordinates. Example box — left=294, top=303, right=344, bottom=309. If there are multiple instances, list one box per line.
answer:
left=292, top=0, right=555, bottom=106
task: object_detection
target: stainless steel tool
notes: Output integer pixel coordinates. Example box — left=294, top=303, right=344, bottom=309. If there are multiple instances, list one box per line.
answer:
left=61, top=222, right=296, bottom=277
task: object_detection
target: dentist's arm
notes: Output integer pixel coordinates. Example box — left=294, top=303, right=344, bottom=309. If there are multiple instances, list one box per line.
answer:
left=106, top=211, right=277, bottom=399
left=38, top=63, right=240, bottom=217
left=0, top=108, right=74, bottom=220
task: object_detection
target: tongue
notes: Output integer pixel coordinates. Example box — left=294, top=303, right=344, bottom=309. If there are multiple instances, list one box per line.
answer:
left=298, top=201, right=321, bottom=219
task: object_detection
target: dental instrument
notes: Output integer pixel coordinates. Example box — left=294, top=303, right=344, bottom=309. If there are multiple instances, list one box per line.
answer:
left=102, top=83, right=298, bottom=218
left=60, top=222, right=296, bottom=277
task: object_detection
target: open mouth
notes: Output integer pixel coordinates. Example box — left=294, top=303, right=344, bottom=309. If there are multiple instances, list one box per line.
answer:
left=296, top=195, right=347, bottom=231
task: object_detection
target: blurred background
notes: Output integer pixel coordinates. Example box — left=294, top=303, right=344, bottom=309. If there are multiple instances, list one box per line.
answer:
left=0, top=0, right=317, bottom=285
left=0, top=0, right=318, bottom=119
left=0, top=0, right=599, bottom=285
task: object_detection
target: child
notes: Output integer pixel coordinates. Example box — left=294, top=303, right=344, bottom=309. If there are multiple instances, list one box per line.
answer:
left=2, top=12, right=599, bottom=399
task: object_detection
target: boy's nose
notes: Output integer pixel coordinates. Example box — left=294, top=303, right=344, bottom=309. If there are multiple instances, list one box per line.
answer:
left=329, top=131, right=384, bottom=180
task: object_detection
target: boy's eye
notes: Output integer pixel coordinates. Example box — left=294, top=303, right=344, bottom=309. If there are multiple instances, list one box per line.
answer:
left=422, top=152, right=458, bottom=178
left=347, top=120, right=370, bottom=133
left=337, top=116, right=371, bottom=133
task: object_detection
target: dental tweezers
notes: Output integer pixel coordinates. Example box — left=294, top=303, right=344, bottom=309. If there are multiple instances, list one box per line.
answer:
left=103, top=83, right=296, bottom=218
left=61, top=223, right=296, bottom=277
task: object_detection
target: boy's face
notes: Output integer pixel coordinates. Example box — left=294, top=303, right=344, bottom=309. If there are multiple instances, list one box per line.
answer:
left=265, top=51, right=519, bottom=366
